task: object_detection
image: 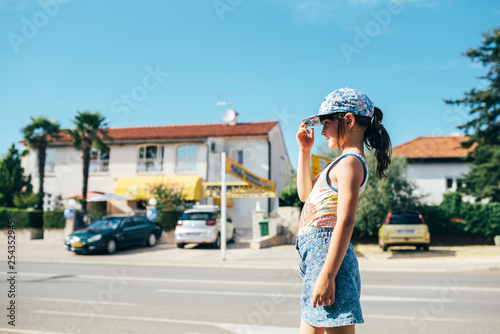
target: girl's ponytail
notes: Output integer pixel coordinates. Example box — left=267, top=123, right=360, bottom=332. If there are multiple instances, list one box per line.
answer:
left=364, top=107, right=392, bottom=179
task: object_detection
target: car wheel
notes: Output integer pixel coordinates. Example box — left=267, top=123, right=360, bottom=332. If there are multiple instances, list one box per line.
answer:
left=147, top=233, right=157, bottom=247
left=422, top=245, right=429, bottom=251
left=106, top=239, right=117, bottom=254
left=213, top=234, right=221, bottom=249
left=177, top=243, right=185, bottom=249
left=229, top=229, right=236, bottom=243
left=382, top=244, right=389, bottom=252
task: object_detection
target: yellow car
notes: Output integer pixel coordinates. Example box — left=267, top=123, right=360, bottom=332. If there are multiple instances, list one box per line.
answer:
left=378, top=211, right=430, bottom=251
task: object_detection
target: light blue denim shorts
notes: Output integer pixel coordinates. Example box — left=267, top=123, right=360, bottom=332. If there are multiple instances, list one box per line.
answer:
left=296, top=228, right=364, bottom=328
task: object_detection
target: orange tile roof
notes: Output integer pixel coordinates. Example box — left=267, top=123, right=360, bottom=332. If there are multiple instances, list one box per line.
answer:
left=51, top=121, right=279, bottom=144
left=393, top=136, right=475, bottom=159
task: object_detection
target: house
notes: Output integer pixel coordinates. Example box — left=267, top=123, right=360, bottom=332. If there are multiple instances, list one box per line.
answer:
left=21, top=121, right=291, bottom=237
left=393, top=135, right=474, bottom=204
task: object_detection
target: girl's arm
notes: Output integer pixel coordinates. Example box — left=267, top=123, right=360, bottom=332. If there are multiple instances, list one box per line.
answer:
left=296, top=123, right=315, bottom=202
left=311, top=156, right=365, bottom=308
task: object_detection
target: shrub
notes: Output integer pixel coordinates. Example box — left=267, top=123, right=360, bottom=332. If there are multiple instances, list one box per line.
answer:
left=416, top=193, right=500, bottom=238
left=0, top=207, right=42, bottom=229
left=156, top=210, right=182, bottom=232
left=43, top=210, right=65, bottom=229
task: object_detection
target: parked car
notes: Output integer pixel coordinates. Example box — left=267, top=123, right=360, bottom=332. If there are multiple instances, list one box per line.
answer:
left=65, top=215, right=162, bottom=254
left=175, top=205, right=235, bottom=248
left=378, top=211, right=430, bottom=251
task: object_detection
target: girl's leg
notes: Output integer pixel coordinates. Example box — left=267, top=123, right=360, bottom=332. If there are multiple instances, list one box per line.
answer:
left=325, top=324, right=355, bottom=334
left=299, top=319, right=325, bottom=334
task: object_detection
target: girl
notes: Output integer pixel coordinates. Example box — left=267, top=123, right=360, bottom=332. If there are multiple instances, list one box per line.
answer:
left=296, top=88, right=391, bottom=334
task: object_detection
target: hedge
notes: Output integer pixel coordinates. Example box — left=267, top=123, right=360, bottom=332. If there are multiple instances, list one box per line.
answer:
left=156, top=210, right=182, bottom=232
left=43, top=210, right=65, bottom=229
left=0, top=207, right=43, bottom=229
left=0, top=208, right=67, bottom=229
left=417, top=197, right=500, bottom=238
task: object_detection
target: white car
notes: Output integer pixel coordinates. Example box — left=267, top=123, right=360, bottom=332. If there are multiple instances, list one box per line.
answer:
left=175, top=205, right=235, bottom=248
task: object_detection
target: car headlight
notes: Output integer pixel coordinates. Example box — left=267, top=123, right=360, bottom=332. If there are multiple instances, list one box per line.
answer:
left=87, top=234, right=102, bottom=243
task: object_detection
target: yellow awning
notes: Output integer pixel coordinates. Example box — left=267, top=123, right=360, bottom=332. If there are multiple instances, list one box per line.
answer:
left=114, top=176, right=202, bottom=201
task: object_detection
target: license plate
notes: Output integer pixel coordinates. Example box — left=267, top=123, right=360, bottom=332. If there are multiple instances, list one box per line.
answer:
left=398, top=230, right=414, bottom=234
left=186, top=233, right=200, bottom=237
left=71, top=242, right=83, bottom=247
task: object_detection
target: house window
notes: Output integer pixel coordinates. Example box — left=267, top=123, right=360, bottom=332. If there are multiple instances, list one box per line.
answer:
left=89, top=148, right=109, bottom=173
left=456, top=179, right=464, bottom=189
left=237, top=150, right=244, bottom=165
left=39, top=148, right=56, bottom=173
left=176, top=145, right=197, bottom=172
left=138, top=145, right=164, bottom=173
left=446, top=178, right=453, bottom=190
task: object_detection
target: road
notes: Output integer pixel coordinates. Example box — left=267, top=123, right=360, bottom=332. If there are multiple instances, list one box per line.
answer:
left=1, top=262, right=499, bottom=333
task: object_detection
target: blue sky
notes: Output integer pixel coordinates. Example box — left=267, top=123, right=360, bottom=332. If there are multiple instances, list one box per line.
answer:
left=0, top=0, right=498, bottom=169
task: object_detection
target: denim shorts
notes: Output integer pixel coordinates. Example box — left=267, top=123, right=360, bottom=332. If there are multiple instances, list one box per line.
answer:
left=296, top=228, right=364, bottom=328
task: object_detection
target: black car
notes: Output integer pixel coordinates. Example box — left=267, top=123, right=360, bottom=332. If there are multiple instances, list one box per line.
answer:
left=65, top=215, right=162, bottom=254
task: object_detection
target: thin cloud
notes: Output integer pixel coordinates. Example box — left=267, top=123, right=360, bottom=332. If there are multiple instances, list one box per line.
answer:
left=390, top=59, right=469, bottom=72
left=273, top=0, right=463, bottom=27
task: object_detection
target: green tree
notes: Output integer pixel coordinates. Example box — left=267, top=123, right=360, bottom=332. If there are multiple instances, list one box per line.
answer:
left=151, top=183, right=185, bottom=211
left=0, top=144, right=35, bottom=208
left=64, top=112, right=111, bottom=211
left=445, top=28, right=500, bottom=202
left=22, top=117, right=61, bottom=211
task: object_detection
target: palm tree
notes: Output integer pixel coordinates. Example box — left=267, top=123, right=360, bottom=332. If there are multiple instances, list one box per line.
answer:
left=64, top=111, right=112, bottom=212
left=22, top=117, right=61, bottom=211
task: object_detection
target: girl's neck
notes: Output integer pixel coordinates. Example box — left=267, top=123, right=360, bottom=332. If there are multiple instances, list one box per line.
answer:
left=341, top=145, right=364, bottom=157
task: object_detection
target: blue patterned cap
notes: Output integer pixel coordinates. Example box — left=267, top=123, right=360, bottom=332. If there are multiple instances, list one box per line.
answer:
left=303, top=88, right=375, bottom=126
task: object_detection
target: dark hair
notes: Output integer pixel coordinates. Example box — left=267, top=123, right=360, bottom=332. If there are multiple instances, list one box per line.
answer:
left=319, top=107, right=392, bottom=179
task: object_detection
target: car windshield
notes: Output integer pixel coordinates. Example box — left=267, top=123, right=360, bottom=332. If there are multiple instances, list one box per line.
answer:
left=88, top=218, right=122, bottom=231
left=389, top=213, right=422, bottom=225
left=180, top=212, right=214, bottom=221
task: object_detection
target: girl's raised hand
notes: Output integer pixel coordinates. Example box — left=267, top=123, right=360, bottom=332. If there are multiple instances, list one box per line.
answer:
left=296, top=123, right=314, bottom=151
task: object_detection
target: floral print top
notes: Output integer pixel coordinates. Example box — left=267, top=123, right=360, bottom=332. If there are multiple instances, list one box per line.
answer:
left=298, top=153, right=368, bottom=236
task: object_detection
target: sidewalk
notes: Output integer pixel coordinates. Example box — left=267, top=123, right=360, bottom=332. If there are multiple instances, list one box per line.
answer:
left=12, top=238, right=500, bottom=273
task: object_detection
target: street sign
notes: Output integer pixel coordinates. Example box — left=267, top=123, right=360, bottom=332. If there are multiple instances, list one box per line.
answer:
left=63, top=208, right=74, bottom=219
left=146, top=208, right=158, bottom=221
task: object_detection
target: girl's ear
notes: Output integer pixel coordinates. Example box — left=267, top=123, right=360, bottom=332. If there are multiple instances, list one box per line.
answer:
left=345, top=113, right=355, bottom=130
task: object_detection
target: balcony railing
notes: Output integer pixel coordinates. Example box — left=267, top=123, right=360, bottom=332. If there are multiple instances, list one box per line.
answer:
left=137, top=158, right=163, bottom=173
left=89, top=160, right=109, bottom=173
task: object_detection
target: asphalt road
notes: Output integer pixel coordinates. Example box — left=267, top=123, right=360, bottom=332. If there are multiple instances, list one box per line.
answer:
left=1, top=262, right=499, bottom=334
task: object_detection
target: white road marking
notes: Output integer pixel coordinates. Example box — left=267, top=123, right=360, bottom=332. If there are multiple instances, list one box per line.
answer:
left=15, top=272, right=300, bottom=287
left=363, top=284, right=500, bottom=293
left=14, top=271, right=500, bottom=293
left=33, top=310, right=297, bottom=334
left=365, top=314, right=473, bottom=323
left=0, top=328, right=66, bottom=334
left=157, top=289, right=452, bottom=303
left=157, top=288, right=300, bottom=298
left=29, top=297, right=137, bottom=306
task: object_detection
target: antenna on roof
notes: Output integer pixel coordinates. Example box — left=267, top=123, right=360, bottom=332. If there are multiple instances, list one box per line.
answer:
left=217, top=92, right=244, bottom=126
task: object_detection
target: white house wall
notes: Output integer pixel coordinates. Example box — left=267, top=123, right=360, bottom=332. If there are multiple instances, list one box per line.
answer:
left=406, top=162, right=471, bottom=205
